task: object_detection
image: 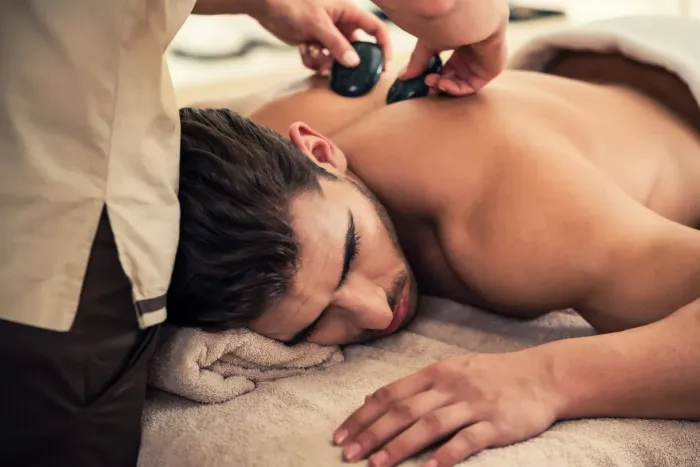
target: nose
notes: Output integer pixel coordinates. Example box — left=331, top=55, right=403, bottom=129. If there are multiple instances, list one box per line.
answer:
left=333, top=274, right=393, bottom=330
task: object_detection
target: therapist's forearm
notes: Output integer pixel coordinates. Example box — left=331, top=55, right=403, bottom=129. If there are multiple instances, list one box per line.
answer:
left=541, top=298, right=700, bottom=421
left=373, top=0, right=509, bottom=47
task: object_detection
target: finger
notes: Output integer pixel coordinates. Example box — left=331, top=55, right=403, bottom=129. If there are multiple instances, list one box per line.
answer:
left=436, top=78, right=475, bottom=96
left=299, top=44, right=315, bottom=70
left=368, top=402, right=475, bottom=467
left=424, top=73, right=441, bottom=87
left=334, top=371, right=432, bottom=446
left=402, top=41, right=437, bottom=80
left=439, top=33, right=507, bottom=95
left=343, top=390, right=450, bottom=463
left=338, top=27, right=362, bottom=44
left=307, top=43, right=331, bottom=71
left=300, top=43, right=325, bottom=70
left=348, top=11, right=393, bottom=65
left=312, top=18, right=360, bottom=67
left=435, top=52, right=477, bottom=96
left=314, top=48, right=333, bottom=74
left=467, top=27, right=508, bottom=87
left=425, top=421, right=497, bottom=467
left=319, top=63, right=332, bottom=77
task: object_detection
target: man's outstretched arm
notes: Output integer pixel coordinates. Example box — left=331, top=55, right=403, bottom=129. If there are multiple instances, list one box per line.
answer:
left=332, top=298, right=700, bottom=467
left=548, top=297, right=700, bottom=420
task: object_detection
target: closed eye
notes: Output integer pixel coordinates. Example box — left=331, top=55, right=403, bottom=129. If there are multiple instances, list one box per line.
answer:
left=338, top=212, right=361, bottom=290
left=285, top=211, right=361, bottom=346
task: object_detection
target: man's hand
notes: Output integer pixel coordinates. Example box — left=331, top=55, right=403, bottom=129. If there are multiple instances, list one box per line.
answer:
left=333, top=351, right=562, bottom=467
left=251, top=0, right=391, bottom=74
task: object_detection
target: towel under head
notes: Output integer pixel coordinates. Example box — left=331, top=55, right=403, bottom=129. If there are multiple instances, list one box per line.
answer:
left=148, top=325, right=344, bottom=404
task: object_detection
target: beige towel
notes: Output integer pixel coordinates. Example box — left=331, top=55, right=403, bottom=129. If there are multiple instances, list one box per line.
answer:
left=147, top=325, right=344, bottom=404
left=140, top=298, right=700, bottom=466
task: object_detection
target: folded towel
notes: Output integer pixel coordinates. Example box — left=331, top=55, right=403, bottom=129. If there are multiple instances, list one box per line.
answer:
left=147, top=325, right=344, bottom=404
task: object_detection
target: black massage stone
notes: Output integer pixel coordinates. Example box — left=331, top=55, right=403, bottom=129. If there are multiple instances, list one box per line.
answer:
left=386, top=55, right=444, bottom=104
left=330, top=41, right=384, bottom=98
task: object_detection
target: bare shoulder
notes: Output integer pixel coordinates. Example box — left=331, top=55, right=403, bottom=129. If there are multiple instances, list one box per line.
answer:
left=433, top=135, right=663, bottom=316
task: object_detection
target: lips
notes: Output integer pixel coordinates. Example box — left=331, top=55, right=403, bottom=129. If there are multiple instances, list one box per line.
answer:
left=381, top=285, right=409, bottom=335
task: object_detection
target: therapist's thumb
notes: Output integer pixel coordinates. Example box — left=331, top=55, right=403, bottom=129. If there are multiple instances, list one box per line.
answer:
left=313, top=20, right=360, bottom=68
left=400, top=41, right=437, bottom=80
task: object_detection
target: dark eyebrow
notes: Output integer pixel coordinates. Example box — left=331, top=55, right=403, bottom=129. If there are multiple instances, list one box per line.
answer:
left=284, top=210, right=360, bottom=345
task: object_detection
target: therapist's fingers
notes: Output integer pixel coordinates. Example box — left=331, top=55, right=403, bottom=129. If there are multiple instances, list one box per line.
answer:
left=311, top=17, right=361, bottom=68
left=311, top=9, right=391, bottom=69
left=435, top=52, right=479, bottom=95
left=338, top=27, right=362, bottom=44
left=316, top=28, right=361, bottom=76
left=299, top=43, right=326, bottom=71
left=299, top=44, right=315, bottom=70
left=436, top=29, right=507, bottom=95
left=344, top=10, right=393, bottom=66
left=401, top=41, right=438, bottom=80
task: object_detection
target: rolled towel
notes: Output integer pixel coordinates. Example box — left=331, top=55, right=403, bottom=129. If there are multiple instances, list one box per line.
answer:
left=147, top=325, right=344, bottom=404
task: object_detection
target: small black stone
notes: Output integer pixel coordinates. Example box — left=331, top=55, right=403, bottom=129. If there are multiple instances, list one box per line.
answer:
left=330, top=41, right=384, bottom=98
left=386, top=55, right=443, bottom=104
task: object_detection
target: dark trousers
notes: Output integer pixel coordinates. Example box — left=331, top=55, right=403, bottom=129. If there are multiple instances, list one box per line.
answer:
left=0, top=212, right=158, bottom=467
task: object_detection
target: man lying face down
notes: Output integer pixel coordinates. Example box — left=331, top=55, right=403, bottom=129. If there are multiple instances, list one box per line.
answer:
left=168, top=50, right=700, bottom=467
left=171, top=108, right=419, bottom=346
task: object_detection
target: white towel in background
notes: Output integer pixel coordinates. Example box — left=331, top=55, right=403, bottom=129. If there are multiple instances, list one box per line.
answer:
left=147, top=325, right=344, bottom=404
left=508, top=14, right=700, bottom=107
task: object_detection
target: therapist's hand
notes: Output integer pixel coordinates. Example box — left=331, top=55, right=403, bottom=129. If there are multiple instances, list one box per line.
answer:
left=333, top=351, right=562, bottom=467
left=405, top=28, right=507, bottom=96
left=252, top=0, right=391, bottom=73
left=375, top=0, right=509, bottom=95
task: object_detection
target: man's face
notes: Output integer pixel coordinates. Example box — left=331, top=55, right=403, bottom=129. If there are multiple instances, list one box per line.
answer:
left=250, top=173, right=419, bottom=346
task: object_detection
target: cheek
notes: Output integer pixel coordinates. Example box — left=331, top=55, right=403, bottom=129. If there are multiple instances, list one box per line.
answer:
left=361, top=228, right=404, bottom=276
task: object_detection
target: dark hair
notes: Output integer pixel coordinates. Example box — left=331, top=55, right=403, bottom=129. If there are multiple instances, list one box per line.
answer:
left=168, top=108, right=335, bottom=330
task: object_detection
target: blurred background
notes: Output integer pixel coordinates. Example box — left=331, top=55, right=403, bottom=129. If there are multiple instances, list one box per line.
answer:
left=170, top=0, right=700, bottom=107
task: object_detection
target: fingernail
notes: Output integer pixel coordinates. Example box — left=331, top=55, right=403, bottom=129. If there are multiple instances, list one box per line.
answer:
left=369, top=450, right=389, bottom=467
left=343, top=443, right=361, bottom=461
left=423, top=460, right=439, bottom=467
left=333, top=429, right=348, bottom=445
left=398, top=66, right=407, bottom=78
left=343, top=50, right=361, bottom=67
left=320, top=68, right=331, bottom=77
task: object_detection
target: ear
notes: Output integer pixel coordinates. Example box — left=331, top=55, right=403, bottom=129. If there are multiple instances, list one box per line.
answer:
left=288, top=122, right=348, bottom=174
